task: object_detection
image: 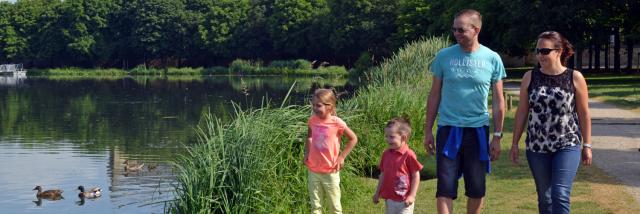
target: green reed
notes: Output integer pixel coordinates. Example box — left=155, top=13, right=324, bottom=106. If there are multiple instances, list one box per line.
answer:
left=168, top=37, right=450, bottom=213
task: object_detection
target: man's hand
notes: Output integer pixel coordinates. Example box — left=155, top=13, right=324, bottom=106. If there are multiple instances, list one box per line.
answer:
left=490, top=137, right=501, bottom=161
left=424, top=133, right=435, bottom=155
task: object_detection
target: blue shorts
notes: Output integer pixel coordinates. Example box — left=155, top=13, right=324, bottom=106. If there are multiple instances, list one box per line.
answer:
left=435, top=126, right=489, bottom=199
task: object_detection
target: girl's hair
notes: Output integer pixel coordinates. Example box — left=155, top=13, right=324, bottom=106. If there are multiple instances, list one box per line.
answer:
left=386, top=117, right=412, bottom=136
left=538, top=31, right=574, bottom=66
left=312, top=88, right=337, bottom=116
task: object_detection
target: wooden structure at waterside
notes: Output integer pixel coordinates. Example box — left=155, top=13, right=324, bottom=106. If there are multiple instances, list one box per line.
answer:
left=0, top=64, right=27, bottom=76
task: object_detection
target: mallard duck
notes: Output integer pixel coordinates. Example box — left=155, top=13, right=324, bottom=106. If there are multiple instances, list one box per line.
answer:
left=33, top=186, right=63, bottom=198
left=123, top=160, right=145, bottom=172
left=77, top=185, right=101, bottom=198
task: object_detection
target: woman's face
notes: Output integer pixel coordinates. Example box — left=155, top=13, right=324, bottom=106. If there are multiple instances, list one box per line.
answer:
left=536, top=38, right=561, bottom=66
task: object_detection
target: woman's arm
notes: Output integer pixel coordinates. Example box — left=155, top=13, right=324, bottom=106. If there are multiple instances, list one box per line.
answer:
left=510, top=71, right=532, bottom=164
left=574, top=70, right=592, bottom=165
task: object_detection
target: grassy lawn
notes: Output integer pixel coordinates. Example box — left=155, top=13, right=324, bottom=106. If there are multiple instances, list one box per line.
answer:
left=342, top=108, right=640, bottom=213
left=585, top=75, right=640, bottom=112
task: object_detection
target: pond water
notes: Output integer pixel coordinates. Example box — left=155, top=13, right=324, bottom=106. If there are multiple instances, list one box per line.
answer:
left=0, top=75, right=354, bottom=213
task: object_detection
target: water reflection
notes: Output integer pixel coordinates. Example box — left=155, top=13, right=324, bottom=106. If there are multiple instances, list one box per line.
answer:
left=0, top=75, right=353, bottom=213
left=0, top=74, right=27, bottom=86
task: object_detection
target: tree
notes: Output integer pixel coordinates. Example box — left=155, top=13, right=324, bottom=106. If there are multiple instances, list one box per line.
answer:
left=124, top=0, right=188, bottom=68
left=325, top=0, right=399, bottom=64
left=0, top=2, right=21, bottom=63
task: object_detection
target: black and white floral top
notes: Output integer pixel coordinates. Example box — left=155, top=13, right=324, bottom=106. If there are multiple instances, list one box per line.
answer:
left=526, top=67, right=581, bottom=153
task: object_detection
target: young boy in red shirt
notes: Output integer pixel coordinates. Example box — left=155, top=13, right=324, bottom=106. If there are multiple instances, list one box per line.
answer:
left=373, top=117, right=423, bottom=213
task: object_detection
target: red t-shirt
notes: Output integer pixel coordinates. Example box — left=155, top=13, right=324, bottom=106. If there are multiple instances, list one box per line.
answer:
left=378, top=144, right=423, bottom=201
left=305, top=115, right=347, bottom=173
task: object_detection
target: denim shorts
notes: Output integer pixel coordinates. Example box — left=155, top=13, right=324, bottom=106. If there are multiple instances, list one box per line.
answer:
left=435, top=126, right=489, bottom=199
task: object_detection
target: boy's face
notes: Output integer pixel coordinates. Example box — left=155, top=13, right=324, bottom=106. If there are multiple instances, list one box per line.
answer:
left=384, top=127, right=407, bottom=150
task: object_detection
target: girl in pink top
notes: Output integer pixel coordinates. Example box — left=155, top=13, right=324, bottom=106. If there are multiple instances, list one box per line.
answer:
left=305, top=89, right=357, bottom=214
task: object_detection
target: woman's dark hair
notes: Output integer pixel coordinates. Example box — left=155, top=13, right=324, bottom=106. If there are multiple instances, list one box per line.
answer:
left=538, top=31, right=574, bottom=66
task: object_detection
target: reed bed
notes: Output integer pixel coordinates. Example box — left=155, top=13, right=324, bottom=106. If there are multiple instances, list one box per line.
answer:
left=168, top=37, right=450, bottom=213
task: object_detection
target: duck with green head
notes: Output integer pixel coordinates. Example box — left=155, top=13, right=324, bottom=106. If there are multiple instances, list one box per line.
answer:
left=123, top=160, right=145, bottom=172
left=77, top=186, right=102, bottom=198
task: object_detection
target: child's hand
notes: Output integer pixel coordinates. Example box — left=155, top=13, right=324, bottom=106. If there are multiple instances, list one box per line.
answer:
left=333, top=156, right=345, bottom=172
left=404, top=195, right=415, bottom=206
left=372, top=194, right=379, bottom=204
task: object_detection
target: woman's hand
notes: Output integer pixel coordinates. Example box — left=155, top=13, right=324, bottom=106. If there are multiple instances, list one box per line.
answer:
left=509, top=144, right=520, bottom=165
left=582, top=147, right=592, bottom=166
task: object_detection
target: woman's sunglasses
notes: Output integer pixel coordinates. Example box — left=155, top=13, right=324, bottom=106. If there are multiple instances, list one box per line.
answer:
left=535, top=48, right=560, bottom=55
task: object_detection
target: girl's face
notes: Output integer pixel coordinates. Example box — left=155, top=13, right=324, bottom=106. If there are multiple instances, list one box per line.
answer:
left=536, top=38, right=561, bottom=66
left=311, top=98, right=332, bottom=119
left=384, top=128, right=406, bottom=150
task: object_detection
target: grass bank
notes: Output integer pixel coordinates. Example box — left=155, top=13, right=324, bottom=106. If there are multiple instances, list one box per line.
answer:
left=167, top=36, right=449, bottom=213
left=25, top=59, right=349, bottom=77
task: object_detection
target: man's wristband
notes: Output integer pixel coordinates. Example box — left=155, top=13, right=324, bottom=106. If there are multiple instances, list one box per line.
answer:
left=493, top=132, right=503, bottom=138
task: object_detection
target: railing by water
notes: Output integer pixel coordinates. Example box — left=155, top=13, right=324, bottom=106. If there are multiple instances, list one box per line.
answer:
left=0, top=64, right=26, bottom=76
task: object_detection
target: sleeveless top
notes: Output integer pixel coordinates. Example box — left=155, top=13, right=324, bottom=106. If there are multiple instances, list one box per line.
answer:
left=525, top=67, right=581, bottom=153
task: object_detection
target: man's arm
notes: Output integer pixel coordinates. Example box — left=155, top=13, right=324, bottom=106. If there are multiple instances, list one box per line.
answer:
left=490, top=80, right=505, bottom=161
left=424, top=76, right=442, bottom=155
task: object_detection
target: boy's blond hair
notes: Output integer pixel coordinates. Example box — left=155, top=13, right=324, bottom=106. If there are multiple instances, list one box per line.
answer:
left=385, top=117, right=412, bottom=136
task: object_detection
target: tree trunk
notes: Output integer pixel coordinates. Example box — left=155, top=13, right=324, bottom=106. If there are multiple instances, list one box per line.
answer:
left=627, top=39, right=634, bottom=72
left=568, top=55, right=575, bottom=69
left=594, top=42, right=601, bottom=71
left=613, top=27, right=621, bottom=73
left=605, top=41, right=610, bottom=72
left=576, top=47, right=583, bottom=71
left=588, top=44, right=593, bottom=70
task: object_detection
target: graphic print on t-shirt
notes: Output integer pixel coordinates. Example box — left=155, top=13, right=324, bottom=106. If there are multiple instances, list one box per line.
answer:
left=312, top=125, right=329, bottom=152
left=394, top=175, right=409, bottom=196
left=449, top=57, right=489, bottom=79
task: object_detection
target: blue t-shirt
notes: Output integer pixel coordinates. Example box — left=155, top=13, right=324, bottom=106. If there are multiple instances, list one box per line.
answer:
left=430, top=44, right=506, bottom=127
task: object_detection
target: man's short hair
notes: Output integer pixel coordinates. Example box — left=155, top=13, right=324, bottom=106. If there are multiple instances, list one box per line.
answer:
left=454, top=9, right=482, bottom=29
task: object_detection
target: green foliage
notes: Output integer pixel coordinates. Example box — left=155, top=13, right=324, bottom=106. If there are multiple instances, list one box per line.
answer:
left=169, top=37, right=448, bottom=212
left=269, top=59, right=312, bottom=70
left=0, top=0, right=636, bottom=71
left=229, top=59, right=262, bottom=74
left=169, top=106, right=311, bottom=213
left=342, top=36, right=449, bottom=176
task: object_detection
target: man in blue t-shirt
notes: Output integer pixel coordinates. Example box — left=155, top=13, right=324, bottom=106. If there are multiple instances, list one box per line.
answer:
left=423, top=9, right=506, bottom=214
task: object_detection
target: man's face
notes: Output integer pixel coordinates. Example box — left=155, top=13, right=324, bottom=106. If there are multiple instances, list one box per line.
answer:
left=452, top=16, right=478, bottom=46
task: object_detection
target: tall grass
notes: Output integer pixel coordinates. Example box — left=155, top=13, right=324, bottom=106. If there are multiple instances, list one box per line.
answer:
left=169, top=105, right=310, bottom=213
left=168, top=37, right=450, bottom=213
left=342, top=37, right=450, bottom=177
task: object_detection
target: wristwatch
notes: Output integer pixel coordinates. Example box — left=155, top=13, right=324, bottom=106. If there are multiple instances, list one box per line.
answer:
left=582, top=143, right=593, bottom=148
left=493, top=132, right=503, bottom=138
